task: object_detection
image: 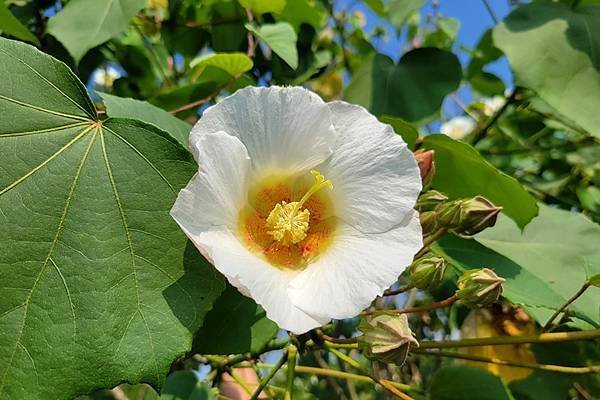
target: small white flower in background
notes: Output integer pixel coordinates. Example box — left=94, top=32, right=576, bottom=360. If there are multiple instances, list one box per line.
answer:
left=481, top=95, right=506, bottom=117
left=171, top=86, right=423, bottom=334
left=440, top=116, right=476, bottom=140
left=92, top=66, right=121, bottom=88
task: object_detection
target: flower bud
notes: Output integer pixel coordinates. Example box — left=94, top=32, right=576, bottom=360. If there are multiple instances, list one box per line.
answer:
left=456, top=268, right=505, bottom=308
left=435, top=199, right=463, bottom=228
left=436, top=196, right=502, bottom=236
left=454, top=196, right=502, bottom=236
left=415, top=150, right=435, bottom=189
left=416, top=190, right=448, bottom=212
left=409, top=255, right=446, bottom=290
left=358, top=314, right=419, bottom=366
left=420, top=211, right=438, bottom=236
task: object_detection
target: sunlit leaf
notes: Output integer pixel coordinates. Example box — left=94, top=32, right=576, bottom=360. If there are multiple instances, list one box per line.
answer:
left=436, top=205, right=600, bottom=328
left=246, top=22, right=298, bottom=69
left=239, top=0, right=286, bottom=15
left=99, top=92, right=192, bottom=148
left=423, top=134, right=538, bottom=228
left=47, top=0, right=147, bottom=62
left=494, top=2, right=600, bottom=138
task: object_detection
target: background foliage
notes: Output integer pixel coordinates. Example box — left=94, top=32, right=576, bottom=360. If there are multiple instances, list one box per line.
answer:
left=0, top=0, right=599, bottom=399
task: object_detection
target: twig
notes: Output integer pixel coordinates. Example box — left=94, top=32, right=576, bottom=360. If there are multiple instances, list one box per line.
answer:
left=481, top=0, right=499, bottom=24
left=250, top=364, right=419, bottom=393
left=326, top=346, right=415, bottom=400
left=245, top=9, right=257, bottom=58
left=414, top=349, right=600, bottom=374
left=415, top=228, right=447, bottom=259
left=250, top=352, right=288, bottom=400
left=321, top=329, right=600, bottom=350
left=542, top=282, right=592, bottom=332
left=471, top=89, right=518, bottom=145
left=225, top=368, right=255, bottom=396
left=319, top=331, right=359, bottom=345
left=383, top=284, right=414, bottom=297
left=284, top=345, right=297, bottom=400
left=418, top=329, right=600, bottom=349
left=361, top=295, right=459, bottom=317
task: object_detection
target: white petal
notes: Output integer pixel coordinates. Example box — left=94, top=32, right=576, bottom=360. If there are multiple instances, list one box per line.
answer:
left=171, top=131, right=250, bottom=233
left=318, top=101, right=421, bottom=233
left=193, top=228, right=329, bottom=334
left=288, top=211, right=423, bottom=320
left=192, top=86, right=336, bottom=174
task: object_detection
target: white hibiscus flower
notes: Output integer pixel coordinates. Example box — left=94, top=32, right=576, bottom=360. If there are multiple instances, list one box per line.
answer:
left=440, top=116, right=476, bottom=140
left=171, top=86, right=423, bottom=334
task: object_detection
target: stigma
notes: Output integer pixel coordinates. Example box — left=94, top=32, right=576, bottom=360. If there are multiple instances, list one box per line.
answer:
left=266, top=170, right=333, bottom=245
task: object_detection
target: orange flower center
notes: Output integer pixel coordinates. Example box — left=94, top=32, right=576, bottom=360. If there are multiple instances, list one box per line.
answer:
left=238, top=170, right=337, bottom=270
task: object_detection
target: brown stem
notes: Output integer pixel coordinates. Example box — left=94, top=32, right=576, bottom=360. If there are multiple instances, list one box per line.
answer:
left=319, top=332, right=358, bottom=345
left=245, top=9, right=256, bottom=58
left=383, top=284, right=414, bottom=297
left=361, top=295, right=458, bottom=317
left=542, top=281, right=592, bottom=331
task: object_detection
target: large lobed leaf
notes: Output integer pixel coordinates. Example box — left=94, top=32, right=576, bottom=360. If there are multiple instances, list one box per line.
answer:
left=0, top=37, right=224, bottom=399
left=436, top=204, right=600, bottom=329
left=494, top=2, right=600, bottom=138
left=423, top=134, right=538, bottom=228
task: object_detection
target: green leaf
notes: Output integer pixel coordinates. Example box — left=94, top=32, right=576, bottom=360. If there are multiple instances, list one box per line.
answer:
left=194, top=285, right=279, bottom=355
left=422, top=134, right=538, bottom=228
left=0, top=37, right=224, bottom=399
left=99, top=92, right=192, bottom=148
left=494, top=2, right=600, bottom=138
left=343, top=48, right=462, bottom=123
left=161, top=371, right=218, bottom=400
left=239, top=0, right=286, bottom=15
left=0, top=1, right=39, bottom=45
left=379, top=115, right=419, bottom=149
left=576, top=185, right=600, bottom=214
left=428, top=365, right=513, bottom=400
left=278, top=0, right=327, bottom=31
left=190, top=52, right=253, bottom=78
left=436, top=205, right=600, bottom=328
left=387, top=0, right=425, bottom=30
left=47, top=0, right=147, bottom=62
left=246, top=22, right=298, bottom=69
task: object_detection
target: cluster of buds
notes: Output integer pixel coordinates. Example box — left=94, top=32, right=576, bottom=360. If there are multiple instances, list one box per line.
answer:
left=408, top=254, right=446, bottom=290
left=358, top=314, right=419, bottom=366
left=456, top=268, right=505, bottom=308
left=417, top=192, right=502, bottom=237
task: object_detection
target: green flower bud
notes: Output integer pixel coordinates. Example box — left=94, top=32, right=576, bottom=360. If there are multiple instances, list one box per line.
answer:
left=453, top=196, right=502, bottom=236
left=435, top=199, right=463, bottom=228
left=358, top=314, right=419, bottom=366
left=420, top=211, right=438, bottom=236
left=416, top=190, right=448, bottom=212
left=456, top=268, right=505, bottom=308
left=436, top=196, right=502, bottom=236
left=409, top=255, right=446, bottom=290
